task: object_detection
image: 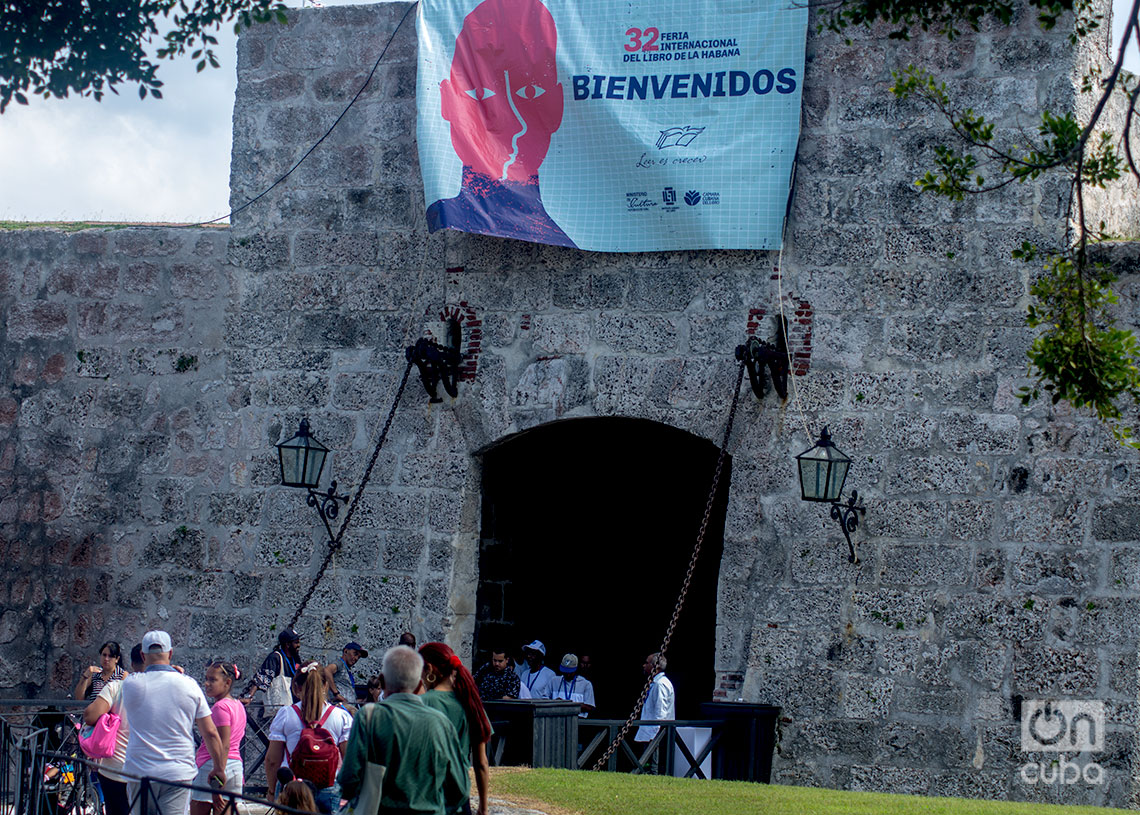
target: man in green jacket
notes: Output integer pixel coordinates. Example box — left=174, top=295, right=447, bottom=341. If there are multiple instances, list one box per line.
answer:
left=338, top=646, right=467, bottom=815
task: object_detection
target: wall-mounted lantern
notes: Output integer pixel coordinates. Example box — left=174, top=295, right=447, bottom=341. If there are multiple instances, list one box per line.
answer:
left=796, top=427, right=866, bottom=563
left=277, top=418, right=348, bottom=542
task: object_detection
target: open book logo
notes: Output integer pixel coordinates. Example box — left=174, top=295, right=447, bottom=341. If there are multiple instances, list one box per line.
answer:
left=656, top=125, right=706, bottom=149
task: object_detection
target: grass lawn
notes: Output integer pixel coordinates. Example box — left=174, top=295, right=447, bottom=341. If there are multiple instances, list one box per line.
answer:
left=488, top=768, right=1124, bottom=815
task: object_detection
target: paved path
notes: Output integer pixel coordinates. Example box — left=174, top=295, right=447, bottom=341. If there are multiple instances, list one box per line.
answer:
left=236, top=797, right=550, bottom=815
left=489, top=799, right=550, bottom=815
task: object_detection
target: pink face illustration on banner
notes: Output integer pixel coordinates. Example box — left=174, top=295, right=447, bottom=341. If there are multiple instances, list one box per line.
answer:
left=439, top=0, right=564, bottom=184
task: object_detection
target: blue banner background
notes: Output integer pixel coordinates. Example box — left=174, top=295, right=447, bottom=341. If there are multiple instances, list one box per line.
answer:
left=417, top=0, right=807, bottom=252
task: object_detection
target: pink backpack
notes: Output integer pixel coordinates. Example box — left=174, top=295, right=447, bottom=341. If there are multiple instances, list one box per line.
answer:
left=78, top=712, right=121, bottom=759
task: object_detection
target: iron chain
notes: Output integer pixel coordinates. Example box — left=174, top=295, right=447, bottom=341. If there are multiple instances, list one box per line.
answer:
left=289, top=358, right=416, bottom=630
left=592, top=361, right=748, bottom=771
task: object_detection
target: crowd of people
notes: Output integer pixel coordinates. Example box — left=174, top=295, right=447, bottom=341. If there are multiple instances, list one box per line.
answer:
left=72, top=628, right=677, bottom=815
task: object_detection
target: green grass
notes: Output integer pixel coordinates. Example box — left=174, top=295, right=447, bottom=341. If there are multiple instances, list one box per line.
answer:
left=489, top=768, right=1124, bottom=815
left=0, top=221, right=227, bottom=230
left=0, top=221, right=129, bottom=231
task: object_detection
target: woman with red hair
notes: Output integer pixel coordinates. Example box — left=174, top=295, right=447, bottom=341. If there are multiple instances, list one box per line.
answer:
left=419, top=643, right=491, bottom=815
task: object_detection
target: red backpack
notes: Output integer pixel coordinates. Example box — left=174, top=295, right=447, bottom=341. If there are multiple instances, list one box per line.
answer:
left=285, top=704, right=340, bottom=789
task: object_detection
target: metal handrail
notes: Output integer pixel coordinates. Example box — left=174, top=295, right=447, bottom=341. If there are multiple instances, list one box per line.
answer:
left=0, top=699, right=299, bottom=805
left=577, top=718, right=725, bottom=777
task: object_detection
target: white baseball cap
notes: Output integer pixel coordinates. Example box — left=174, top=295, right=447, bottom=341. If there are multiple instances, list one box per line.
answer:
left=142, top=630, right=173, bottom=652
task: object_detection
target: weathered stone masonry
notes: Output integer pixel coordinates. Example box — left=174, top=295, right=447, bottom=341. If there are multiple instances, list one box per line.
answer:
left=2, top=0, right=1140, bottom=806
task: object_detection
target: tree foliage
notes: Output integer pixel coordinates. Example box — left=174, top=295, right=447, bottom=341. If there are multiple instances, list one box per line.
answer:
left=0, top=1, right=288, bottom=113
left=820, top=0, right=1140, bottom=446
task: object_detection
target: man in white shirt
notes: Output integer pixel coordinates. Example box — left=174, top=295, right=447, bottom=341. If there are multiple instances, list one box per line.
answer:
left=633, top=652, right=675, bottom=775
left=514, top=640, right=557, bottom=699
left=551, top=654, right=596, bottom=717
left=119, top=631, right=227, bottom=815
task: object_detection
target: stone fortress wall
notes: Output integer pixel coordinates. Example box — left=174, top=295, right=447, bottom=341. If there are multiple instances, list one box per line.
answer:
left=2, top=0, right=1140, bottom=806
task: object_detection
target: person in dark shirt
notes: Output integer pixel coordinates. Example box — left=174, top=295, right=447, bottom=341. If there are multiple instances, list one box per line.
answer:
left=473, top=649, right=521, bottom=700
left=240, top=628, right=301, bottom=704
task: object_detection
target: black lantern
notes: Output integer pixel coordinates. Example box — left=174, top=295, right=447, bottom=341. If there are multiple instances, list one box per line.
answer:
left=795, top=426, right=851, bottom=502
left=796, top=427, right=866, bottom=564
left=276, top=418, right=347, bottom=543
left=277, top=419, right=329, bottom=488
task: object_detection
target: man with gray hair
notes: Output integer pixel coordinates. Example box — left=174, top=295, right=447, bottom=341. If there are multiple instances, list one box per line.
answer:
left=633, top=652, right=675, bottom=775
left=338, top=645, right=466, bottom=814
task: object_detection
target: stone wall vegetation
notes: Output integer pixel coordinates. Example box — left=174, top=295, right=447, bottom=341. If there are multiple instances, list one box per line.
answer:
left=0, top=0, right=1138, bottom=806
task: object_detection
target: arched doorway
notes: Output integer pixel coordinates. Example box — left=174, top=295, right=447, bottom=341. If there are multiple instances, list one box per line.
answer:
left=474, top=417, right=730, bottom=719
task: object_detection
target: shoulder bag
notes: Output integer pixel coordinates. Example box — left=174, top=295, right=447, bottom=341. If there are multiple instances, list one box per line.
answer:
left=266, top=651, right=292, bottom=707
left=339, top=704, right=385, bottom=815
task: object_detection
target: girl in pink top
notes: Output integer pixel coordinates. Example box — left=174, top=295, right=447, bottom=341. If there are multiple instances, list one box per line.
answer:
left=191, top=662, right=247, bottom=815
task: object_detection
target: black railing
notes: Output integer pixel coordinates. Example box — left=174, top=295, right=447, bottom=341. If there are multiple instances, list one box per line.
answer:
left=483, top=700, right=779, bottom=781
left=578, top=719, right=724, bottom=778
left=0, top=699, right=293, bottom=810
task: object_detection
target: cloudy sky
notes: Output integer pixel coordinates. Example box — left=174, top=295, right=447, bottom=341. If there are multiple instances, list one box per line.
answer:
left=0, top=0, right=1136, bottom=224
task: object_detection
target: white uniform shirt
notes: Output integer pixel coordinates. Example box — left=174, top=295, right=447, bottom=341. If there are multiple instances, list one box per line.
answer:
left=268, top=702, right=353, bottom=767
left=634, top=672, right=675, bottom=741
left=551, top=674, right=595, bottom=717
left=95, top=679, right=131, bottom=782
left=120, top=666, right=211, bottom=780
left=516, top=665, right=557, bottom=699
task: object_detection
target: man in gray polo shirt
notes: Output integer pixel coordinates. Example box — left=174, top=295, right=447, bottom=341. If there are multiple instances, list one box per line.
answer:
left=119, top=631, right=227, bottom=815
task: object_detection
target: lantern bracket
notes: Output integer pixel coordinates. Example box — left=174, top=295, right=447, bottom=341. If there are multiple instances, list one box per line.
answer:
left=307, top=480, right=349, bottom=545
left=407, top=317, right=463, bottom=403
left=735, top=316, right=789, bottom=400
left=830, top=489, right=866, bottom=564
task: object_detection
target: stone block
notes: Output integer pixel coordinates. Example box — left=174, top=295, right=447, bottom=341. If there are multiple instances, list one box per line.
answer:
left=1011, top=645, right=1099, bottom=696
left=1010, top=547, right=1099, bottom=594
left=895, top=685, right=971, bottom=717
left=595, top=312, right=679, bottom=354
left=401, top=451, right=469, bottom=490
left=842, top=675, right=894, bottom=719
left=293, top=231, right=379, bottom=267
left=848, top=765, right=932, bottom=795
left=938, top=413, right=1021, bottom=454
left=626, top=269, right=701, bottom=311
left=1065, top=598, right=1140, bottom=648
left=1001, top=498, right=1088, bottom=545
left=142, top=527, right=206, bottom=569
left=208, top=493, right=265, bottom=527
left=227, top=234, right=291, bottom=272
left=352, top=491, right=427, bottom=530
left=948, top=500, right=996, bottom=541
left=885, top=455, right=982, bottom=496
left=46, top=262, right=119, bottom=299
left=528, top=314, right=592, bottom=355
left=381, top=530, right=426, bottom=572
left=112, top=231, right=182, bottom=258
left=7, top=302, right=69, bottom=341
left=865, top=500, right=946, bottom=539
left=255, top=529, right=316, bottom=569
left=942, top=594, right=1050, bottom=643
left=879, top=543, right=971, bottom=587
left=1092, top=501, right=1140, bottom=542
left=551, top=273, right=626, bottom=309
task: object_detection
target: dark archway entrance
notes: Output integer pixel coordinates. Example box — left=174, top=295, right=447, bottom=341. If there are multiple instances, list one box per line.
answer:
left=474, top=417, right=730, bottom=719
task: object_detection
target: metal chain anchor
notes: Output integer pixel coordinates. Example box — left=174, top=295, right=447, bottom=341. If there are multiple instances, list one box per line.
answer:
left=289, top=358, right=415, bottom=630
left=592, top=361, right=748, bottom=771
